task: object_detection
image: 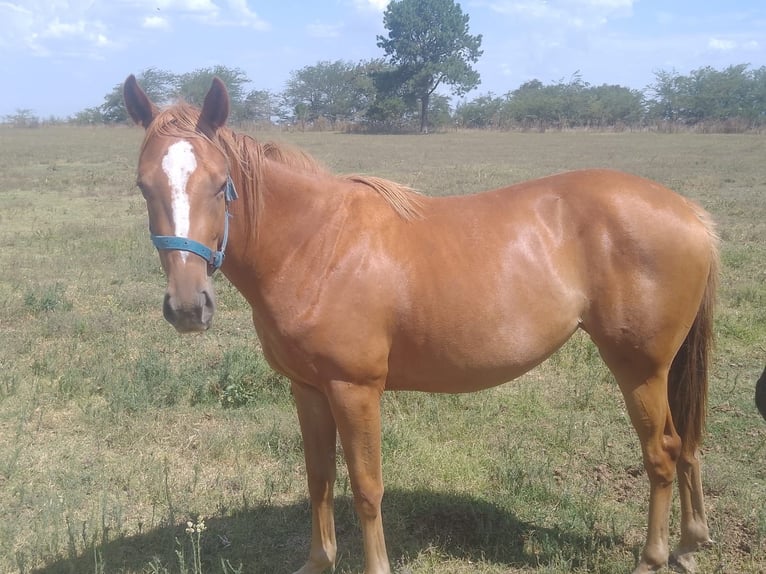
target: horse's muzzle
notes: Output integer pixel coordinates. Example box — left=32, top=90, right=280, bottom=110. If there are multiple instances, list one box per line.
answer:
left=162, top=288, right=215, bottom=333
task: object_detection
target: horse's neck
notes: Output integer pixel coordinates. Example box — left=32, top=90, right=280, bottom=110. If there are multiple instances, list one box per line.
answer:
left=224, top=158, right=346, bottom=289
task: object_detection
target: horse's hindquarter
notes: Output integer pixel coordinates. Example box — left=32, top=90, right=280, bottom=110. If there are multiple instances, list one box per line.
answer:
left=560, top=170, right=715, bottom=363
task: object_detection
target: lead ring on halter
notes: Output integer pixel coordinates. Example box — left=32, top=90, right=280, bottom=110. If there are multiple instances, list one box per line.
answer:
left=150, top=175, right=238, bottom=275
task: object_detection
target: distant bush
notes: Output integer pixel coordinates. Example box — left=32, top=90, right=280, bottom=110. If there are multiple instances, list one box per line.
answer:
left=4, top=109, right=40, bottom=128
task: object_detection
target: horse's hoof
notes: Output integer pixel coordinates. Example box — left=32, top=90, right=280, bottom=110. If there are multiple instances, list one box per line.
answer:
left=630, top=563, right=662, bottom=574
left=669, top=552, right=697, bottom=573
left=293, top=562, right=334, bottom=574
left=670, top=537, right=713, bottom=573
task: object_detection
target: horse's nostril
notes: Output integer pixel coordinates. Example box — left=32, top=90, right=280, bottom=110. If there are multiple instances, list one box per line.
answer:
left=200, top=289, right=216, bottom=327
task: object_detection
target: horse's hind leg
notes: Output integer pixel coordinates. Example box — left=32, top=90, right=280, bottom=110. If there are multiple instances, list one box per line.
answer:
left=605, top=358, right=682, bottom=573
left=672, top=447, right=712, bottom=572
left=293, top=381, right=338, bottom=574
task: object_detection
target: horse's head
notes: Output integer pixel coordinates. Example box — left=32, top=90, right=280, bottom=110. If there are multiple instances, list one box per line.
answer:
left=123, top=74, right=236, bottom=333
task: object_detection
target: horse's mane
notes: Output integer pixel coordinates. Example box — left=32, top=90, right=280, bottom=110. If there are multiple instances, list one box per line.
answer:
left=141, top=104, right=423, bottom=230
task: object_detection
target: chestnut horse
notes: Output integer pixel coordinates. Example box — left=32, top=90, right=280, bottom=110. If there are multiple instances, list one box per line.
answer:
left=124, top=76, right=718, bottom=574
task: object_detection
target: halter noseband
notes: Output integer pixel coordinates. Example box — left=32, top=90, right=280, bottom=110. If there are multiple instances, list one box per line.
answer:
left=150, top=175, right=238, bottom=275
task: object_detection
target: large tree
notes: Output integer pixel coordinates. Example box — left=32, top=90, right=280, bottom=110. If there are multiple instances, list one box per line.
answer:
left=174, top=66, right=250, bottom=122
left=101, top=67, right=175, bottom=123
left=376, top=0, right=482, bottom=132
left=242, top=89, right=276, bottom=125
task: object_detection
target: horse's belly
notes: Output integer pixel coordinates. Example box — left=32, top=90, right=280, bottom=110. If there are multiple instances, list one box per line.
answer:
left=385, top=361, right=536, bottom=393
left=385, top=317, right=580, bottom=393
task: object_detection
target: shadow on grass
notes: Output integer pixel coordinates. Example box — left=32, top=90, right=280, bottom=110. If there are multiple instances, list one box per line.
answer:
left=32, top=489, right=622, bottom=574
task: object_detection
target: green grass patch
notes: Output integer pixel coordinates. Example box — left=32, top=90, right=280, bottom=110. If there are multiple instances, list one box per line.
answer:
left=0, top=127, right=764, bottom=573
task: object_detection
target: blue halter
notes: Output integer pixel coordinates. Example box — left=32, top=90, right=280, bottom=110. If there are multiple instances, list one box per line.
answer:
left=151, top=175, right=238, bottom=275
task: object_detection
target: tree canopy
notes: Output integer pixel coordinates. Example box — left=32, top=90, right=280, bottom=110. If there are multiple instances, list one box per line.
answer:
left=648, top=64, right=766, bottom=127
left=83, top=67, right=274, bottom=127
left=14, top=0, right=764, bottom=134
left=43, top=62, right=766, bottom=133
left=376, top=0, right=482, bottom=132
left=281, top=60, right=382, bottom=128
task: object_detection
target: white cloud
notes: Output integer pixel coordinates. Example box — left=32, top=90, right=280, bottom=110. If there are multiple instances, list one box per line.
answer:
left=226, top=0, right=269, bottom=30
left=0, top=0, right=271, bottom=59
left=147, top=0, right=269, bottom=30
left=487, top=1, right=556, bottom=19
left=708, top=36, right=761, bottom=53
left=0, top=2, right=44, bottom=52
left=582, top=0, right=633, bottom=8
left=0, top=2, right=115, bottom=55
left=485, top=0, right=634, bottom=27
left=142, top=15, right=169, bottom=29
left=708, top=37, right=736, bottom=51
left=352, top=0, right=388, bottom=12
left=42, top=17, right=113, bottom=48
left=43, top=17, right=86, bottom=38
left=151, top=0, right=218, bottom=12
left=125, top=0, right=269, bottom=32
left=124, top=0, right=219, bottom=28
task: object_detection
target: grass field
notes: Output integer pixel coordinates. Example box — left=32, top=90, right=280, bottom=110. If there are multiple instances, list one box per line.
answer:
left=1, top=125, right=765, bottom=574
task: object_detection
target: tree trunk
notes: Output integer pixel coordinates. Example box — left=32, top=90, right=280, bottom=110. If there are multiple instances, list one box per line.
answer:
left=420, top=93, right=429, bottom=133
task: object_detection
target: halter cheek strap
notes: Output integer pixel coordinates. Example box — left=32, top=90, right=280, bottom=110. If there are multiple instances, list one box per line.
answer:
left=150, top=176, right=238, bottom=275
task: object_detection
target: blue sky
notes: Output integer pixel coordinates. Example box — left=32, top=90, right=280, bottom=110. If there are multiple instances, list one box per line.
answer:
left=1, top=0, right=764, bottom=118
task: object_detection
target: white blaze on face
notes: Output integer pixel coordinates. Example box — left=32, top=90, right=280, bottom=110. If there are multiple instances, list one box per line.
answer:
left=161, top=140, right=197, bottom=260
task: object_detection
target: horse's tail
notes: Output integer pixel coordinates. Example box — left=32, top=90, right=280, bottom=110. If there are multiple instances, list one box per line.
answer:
left=668, top=231, right=719, bottom=452
left=755, top=366, right=766, bottom=421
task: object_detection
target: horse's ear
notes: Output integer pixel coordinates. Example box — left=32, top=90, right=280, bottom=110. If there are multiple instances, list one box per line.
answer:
left=199, top=77, right=229, bottom=132
left=123, top=74, right=158, bottom=129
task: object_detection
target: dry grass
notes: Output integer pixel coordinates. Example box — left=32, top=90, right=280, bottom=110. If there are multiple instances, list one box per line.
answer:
left=0, top=126, right=764, bottom=574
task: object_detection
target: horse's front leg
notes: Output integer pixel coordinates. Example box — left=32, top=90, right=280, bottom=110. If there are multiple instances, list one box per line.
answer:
left=292, top=381, right=338, bottom=574
left=327, top=380, right=391, bottom=574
